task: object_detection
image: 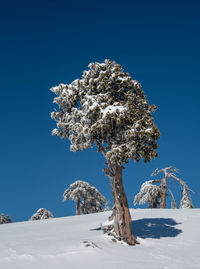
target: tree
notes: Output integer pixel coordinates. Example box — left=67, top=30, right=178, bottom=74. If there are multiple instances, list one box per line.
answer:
left=51, top=59, right=160, bottom=245
left=151, top=167, right=192, bottom=209
left=30, top=208, right=54, bottom=220
left=135, top=166, right=192, bottom=209
left=0, top=213, right=12, bottom=224
left=180, top=186, right=193, bottom=209
left=63, top=180, right=109, bottom=215
left=134, top=180, right=161, bottom=208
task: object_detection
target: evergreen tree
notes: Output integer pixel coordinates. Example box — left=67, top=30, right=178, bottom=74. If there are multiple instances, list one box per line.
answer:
left=180, top=186, right=193, bottom=209
left=63, top=180, right=109, bottom=215
left=51, top=59, right=160, bottom=245
left=30, top=208, right=54, bottom=220
left=0, top=213, right=12, bottom=224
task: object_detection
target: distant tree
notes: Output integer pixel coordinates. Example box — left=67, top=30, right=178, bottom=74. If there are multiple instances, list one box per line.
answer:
left=63, top=180, right=109, bottom=215
left=30, top=208, right=54, bottom=220
left=180, top=186, right=193, bottom=209
left=134, top=180, right=161, bottom=208
left=151, top=167, right=192, bottom=208
left=51, top=59, right=160, bottom=245
left=135, top=166, right=192, bottom=209
left=0, top=213, right=12, bottom=224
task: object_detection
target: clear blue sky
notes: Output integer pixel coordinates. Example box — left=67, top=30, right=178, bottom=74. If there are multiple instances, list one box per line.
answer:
left=0, top=0, right=200, bottom=222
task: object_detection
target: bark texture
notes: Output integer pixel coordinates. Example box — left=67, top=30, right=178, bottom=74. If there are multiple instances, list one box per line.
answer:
left=108, top=163, right=139, bottom=245
left=160, top=180, right=167, bottom=208
left=76, top=197, right=80, bottom=215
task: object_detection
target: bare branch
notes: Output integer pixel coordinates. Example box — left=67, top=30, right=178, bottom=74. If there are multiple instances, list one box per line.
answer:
left=169, top=167, right=179, bottom=173
left=170, top=174, right=192, bottom=192
left=151, top=168, right=164, bottom=176
left=151, top=168, right=158, bottom=176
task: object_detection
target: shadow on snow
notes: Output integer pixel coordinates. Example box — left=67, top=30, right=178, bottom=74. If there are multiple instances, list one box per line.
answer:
left=132, top=218, right=182, bottom=239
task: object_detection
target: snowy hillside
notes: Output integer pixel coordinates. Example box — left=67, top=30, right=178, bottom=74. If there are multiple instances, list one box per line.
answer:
left=0, top=209, right=200, bottom=269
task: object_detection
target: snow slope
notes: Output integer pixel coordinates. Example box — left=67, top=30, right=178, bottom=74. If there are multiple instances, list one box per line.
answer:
left=0, top=209, right=200, bottom=269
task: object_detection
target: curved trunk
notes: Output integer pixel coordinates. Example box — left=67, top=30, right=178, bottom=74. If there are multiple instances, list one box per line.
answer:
left=108, top=163, right=139, bottom=245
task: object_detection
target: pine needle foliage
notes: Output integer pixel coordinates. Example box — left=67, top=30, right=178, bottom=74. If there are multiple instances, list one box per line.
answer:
left=50, top=59, right=160, bottom=165
left=50, top=59, right=160, bottom=244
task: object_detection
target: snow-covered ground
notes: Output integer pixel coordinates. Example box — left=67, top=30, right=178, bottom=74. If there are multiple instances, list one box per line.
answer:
left=0, top=209, right=200, bottom=269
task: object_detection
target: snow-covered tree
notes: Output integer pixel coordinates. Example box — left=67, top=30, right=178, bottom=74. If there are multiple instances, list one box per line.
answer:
left=134, top=180, right=161, bottom=208
left=63, top=180, right=109, bottom=215
left=151, top=167, right=192, bottom=209
left=30, top=208, right=54, bottom=220
left=180, top=186, right=193, bottom=209
left=51, top=59, right=160, bottom=245
left=0, top=213, right=12, bottom=224
left=135, top=167, right=193, bottom=209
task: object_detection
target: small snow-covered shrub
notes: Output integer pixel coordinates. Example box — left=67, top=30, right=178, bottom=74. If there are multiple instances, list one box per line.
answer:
left=0, top=213, right=12, bottom=224
left=30, top=208, right=54, bottom=220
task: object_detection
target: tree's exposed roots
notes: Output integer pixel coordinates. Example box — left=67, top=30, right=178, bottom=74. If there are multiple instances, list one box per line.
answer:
left=101, top=221, right=139, bottom=246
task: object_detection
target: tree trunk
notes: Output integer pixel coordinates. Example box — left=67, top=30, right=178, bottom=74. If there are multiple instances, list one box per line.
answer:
left=108, top=163, right=139, bottom=245
left=76, top=197, right=80, bottom=215
left=160, top=180, right=167, bottom=208
left=149, top=202, right=158, bottom=208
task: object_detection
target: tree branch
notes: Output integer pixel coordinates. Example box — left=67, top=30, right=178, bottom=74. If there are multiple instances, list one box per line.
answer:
left=150, top=179, right=162, bottom=184
left=170, top=174, right=192, bottom=192
left=166, top=186, right=177, bottom=208
left=95, top=139, right=107, bottom=158
left=151, top=168, right=166, bottom=176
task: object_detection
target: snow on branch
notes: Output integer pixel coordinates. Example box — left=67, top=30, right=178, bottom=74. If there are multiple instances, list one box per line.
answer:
left=30, top=208, right=54, bottom=221
left=136, top=166, right=193, bottom=209
left=63, top=180, right=109, bottom=214
left=134, top=180, right=161, bottom=208
left=180, top=187, right=193, bottom=209
left=50, top=59, right=160, bottom=165
left=0, top=213, right=12, bottom=224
